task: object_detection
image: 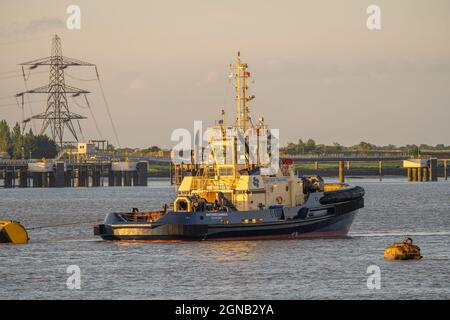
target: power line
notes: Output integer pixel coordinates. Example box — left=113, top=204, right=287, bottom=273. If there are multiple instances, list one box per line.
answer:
left=21, top=66, right=37, bottom=132
left=0, top=99, right=46, bottom=108
left=95, top=67, right=121, bottom=148
left=70, top=95, right=90, bottom=109
left=0, top=69, right=22, bottom=76
left=0, top=94, right=16, bottom=101
left=0, top=73, right=23, bottom=80
left=0, top=70, right=47, bottom=81
left=77, top=120, right=85, bottom=141
left=83, top=94, right=103, bottom=140
left=65, top=72, right=97, bottom=82
left=15, top=95, right=25, bottom=127
left=69, top=94, right=104, bottom=140
left=0, top=68, right=47, bottom=78
left=67, top=66, right=119, bottom=145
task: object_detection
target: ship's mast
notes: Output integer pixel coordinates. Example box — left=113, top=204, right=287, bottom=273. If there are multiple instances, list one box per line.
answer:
left=230, top=52, right=254, bottom=132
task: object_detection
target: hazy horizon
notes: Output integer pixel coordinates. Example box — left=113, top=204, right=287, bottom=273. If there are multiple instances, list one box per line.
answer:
left=1, top=0, right=449, bottom=149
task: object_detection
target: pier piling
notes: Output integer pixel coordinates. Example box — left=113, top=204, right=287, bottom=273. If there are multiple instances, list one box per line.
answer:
left=411, top=168, right=417, bottom=182
left=338, top=161, right=344, bottom=183
left=19, top=168, right=27, bottom=188
left=124, top=172, right=132, bottom=186
left=92, top=169, right=101, bottom=187
left=132, top=171, right=138, bottom=186
left=49, top=172, right=55, bottom=187
left=66, top=169, right=73, bottom=187
left=55, top=162, right=65, bottom=187
left=378, top=161, right=382, bottom=181
left=32, top=173, right=42, bottom=187
left=445, top=160, right=448, bottom=181
left=137, top=161, right=148, bottom=186
left=423, top=167, right=429, bottom=182
left=4, top=170, right=13, bottom=188
left=108, top=170, right=115, bottom=187
left=114, top=171, right=123, bottom=187
left=1, top=159, right=149, bottom=188
left=429, top=158, right=438, bottom=181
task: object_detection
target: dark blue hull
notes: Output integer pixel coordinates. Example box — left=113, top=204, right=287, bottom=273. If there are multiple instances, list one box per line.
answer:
left=94, top=196, right=362, bottom=241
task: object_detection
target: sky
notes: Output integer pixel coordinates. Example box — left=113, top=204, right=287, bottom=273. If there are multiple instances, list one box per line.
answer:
left=0, top=0, right=449, bottom=149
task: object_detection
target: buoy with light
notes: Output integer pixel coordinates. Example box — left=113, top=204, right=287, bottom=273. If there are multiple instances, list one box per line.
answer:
left=384, top=237, right=422, bottom=260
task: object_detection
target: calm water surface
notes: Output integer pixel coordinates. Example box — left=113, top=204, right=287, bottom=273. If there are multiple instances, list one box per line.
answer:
left=0, top=177, right=449, bottom=299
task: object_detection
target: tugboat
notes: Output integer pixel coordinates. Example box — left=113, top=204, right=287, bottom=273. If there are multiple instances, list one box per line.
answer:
left=94, top=53, right=365, bottom=241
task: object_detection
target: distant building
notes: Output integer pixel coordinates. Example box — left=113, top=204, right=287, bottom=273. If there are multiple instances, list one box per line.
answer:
left=77, top=143, right=95, bottom=155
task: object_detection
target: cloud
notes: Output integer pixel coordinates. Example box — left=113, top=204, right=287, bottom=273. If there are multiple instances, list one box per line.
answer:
left=258, top=58, right=450, bottom=81
left=23, top=17, right=64, bottom=33
left=0, top=17, right=65, bottom=38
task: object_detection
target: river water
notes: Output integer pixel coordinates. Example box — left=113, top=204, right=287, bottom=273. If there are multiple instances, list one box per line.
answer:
left=0, top=177, right=449, bottom=299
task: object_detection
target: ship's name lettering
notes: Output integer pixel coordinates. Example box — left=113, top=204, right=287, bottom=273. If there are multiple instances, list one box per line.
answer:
left=267, top=177, right=288, bottom=183
left=205, top=212, right=228, bottom=217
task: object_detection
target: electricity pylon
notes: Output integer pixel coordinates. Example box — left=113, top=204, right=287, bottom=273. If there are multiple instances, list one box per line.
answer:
left=17, top=34, right=96, bottom=147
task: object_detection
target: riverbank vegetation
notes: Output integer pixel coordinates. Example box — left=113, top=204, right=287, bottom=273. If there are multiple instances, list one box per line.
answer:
left=0, top=120, right=57, bottom=159
left=280, top=138, right=450, bottom=158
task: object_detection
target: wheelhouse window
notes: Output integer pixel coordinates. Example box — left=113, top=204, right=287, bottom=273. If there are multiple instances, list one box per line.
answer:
left=218, top=167, right=234, bottom=176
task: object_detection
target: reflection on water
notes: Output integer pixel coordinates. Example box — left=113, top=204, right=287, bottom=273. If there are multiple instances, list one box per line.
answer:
left=0, top=177, right=449, bottom=299
left=350, top=231, right=450, bottom=237
left=200, top=241, right=259, bottom=262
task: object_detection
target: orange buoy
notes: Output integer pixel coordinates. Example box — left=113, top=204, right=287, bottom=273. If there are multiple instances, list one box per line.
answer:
left=384, top=237, right=422, bottom=260
left=0, top=220, right=29, bottom=244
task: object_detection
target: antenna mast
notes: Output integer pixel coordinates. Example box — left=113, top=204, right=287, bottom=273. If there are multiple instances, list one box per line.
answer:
left=230, top=52, right=254, bottom=132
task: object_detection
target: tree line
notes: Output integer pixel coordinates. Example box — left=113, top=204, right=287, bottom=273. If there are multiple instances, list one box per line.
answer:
left=0, top=120, right=57, bottom=159
left=280, top=138, right=450, bottom=156
left=1, top=119, right=448, bottom=159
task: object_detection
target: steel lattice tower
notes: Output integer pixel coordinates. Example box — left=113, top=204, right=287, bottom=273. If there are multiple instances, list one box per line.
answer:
left=18, top=35, right=95, bottom=147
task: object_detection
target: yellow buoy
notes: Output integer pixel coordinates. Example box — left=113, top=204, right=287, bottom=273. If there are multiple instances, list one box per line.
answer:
left=384, top=237, right=422, bottom=260
left=0, top=220, right=29, bottom=244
